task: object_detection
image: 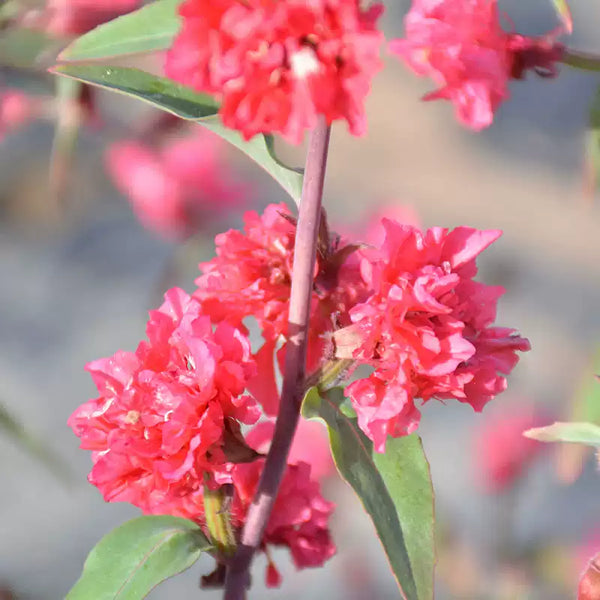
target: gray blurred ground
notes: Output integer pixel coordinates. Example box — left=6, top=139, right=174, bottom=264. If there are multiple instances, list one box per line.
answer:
left=1, top=1, right=600, bottom=598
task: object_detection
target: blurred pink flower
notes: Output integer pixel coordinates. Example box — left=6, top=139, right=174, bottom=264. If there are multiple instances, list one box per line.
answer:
left=106, top=129, right=246, bottom=238
left=0, top=90, right=35, bottom=139
left=474, top=405, right=545, bottom=492
left=390, top=0, right=564, bottom=129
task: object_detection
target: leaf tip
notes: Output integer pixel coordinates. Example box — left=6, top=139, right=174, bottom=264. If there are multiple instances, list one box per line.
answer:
left=522, top=427, right=542, bottom=441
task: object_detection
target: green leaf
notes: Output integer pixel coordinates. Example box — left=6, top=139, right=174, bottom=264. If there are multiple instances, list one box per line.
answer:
left=50, top=64, right=304, bottom=202
left=524, top=421, right=600, bottom=446
left=50, top=64, right=219, bottom=119
left=58, top=0, right=182, bottom=62
left=551, top=351, right=600, bottom=482
left=302, top=387, right=434, bottom=600
left=67, top=515, right=212, bottom=600
left=197, top=118, right=304, bottom=203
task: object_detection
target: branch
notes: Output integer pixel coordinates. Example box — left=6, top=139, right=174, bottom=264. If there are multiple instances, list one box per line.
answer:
left=224, top=118, right=331, bottom=599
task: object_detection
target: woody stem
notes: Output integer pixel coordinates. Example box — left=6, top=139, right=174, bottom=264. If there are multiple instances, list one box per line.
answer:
left=223, top=118, right=331, bottom=600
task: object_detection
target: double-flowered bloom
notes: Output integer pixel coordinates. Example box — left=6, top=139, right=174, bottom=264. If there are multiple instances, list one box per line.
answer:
left=165, top=0, right=384, bottom=143
left=69, top=205, right=529, bottom=582
left=390, top=0, right=564, bottom=129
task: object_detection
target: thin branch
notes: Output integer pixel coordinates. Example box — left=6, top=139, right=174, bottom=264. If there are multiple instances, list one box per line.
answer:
left=224, top=118, right=331, bottom=599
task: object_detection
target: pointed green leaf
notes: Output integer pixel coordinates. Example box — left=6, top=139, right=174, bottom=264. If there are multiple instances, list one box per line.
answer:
left=50, top=64, right=219, bottom=119
left=50, top=64, right=304, bottom=202
left=197, top=118, right=304, bottom=203
left=553, top=353, right=600, bottom=482
left=524, top=421, right=600, bottom=446
left=302, top=387, right=434, bottom=600
left=58, top=0, right=182, bottom=62
left=67, top=515, right=212, bottom=600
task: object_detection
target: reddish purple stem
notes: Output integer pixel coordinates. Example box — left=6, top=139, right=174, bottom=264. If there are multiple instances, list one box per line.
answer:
left=223, top=118, right=331, bottom=600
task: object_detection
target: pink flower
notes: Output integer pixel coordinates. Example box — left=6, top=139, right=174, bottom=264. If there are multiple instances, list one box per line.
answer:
left=195, top=203, right=366, bottom=414
left=0, top=90, right=34, bottom=139
left=106, top=141, right=187, bottom=236
left=231, top=458, right=336, bottom=585
left=473, top=405, right=545, bottom=492
left=194, top=203, right=297, bottom=339
left=68, top=287, right=259, bottom=518
left=390, top=0, right=564, bottom=130
left=106, top=130, right=245, bottom=238
left=578, top=552, right=600, bottom=600
left=165, top=0, right=384, bottom=143
left=334, top=221, right=530, bottom=451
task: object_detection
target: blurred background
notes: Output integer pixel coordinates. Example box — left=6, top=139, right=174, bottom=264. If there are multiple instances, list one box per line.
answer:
left=1, top=0, right=600, bottom=598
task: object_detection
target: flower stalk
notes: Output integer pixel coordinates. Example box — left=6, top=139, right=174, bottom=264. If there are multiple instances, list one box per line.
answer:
left=223, top=117, right=331, bottom=599
left=562, top=48, right=600, bottom=72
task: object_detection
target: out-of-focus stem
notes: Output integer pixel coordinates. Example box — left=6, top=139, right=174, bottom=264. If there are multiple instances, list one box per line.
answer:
left=562, top=48, right=600, bottom=72
left=223, top=118, right=331, bottom=600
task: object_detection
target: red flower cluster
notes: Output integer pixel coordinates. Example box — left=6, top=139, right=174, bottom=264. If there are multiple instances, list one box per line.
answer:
left=69, top=206, right=529, bottom=582
left=390, top=0, right=564, bottom=130
left=69, top=287, right=335, bottom=583
left=106, top=129, right=246, bottom=238
left=165, top=0, right=384, bottom=143
left=194, top=205, right=528, bottom=451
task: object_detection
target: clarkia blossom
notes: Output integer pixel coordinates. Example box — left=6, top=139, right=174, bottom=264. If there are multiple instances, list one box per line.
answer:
left=69, top=205, right=528, bottom=584
left=68, top=287, right=259, bottom=517
left=194, top=203, right=298, bottom=341
left=194, top=202, right=365, bottom=414
left=390, top=0, right=564, bottom=130
left=165, top=0, right=384, bottom=143
left=334, top=221, right=530, bottom=451
left=68, top=285, right=337, bottom=584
